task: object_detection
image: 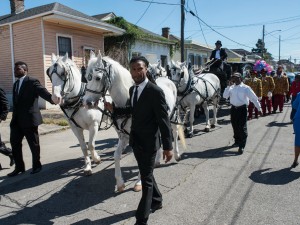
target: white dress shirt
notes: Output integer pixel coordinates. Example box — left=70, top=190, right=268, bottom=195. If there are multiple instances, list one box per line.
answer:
left=215, top=50, right=221, bottom=59
left=131, top=78, right=148, bottom=106
left=223, top=82, right=262, bottom=110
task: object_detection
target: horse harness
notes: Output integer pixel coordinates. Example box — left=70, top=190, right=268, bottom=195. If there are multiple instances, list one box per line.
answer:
left=85, top=59, right=131, bottom=135
left=176, top=71, right=220, bottom=112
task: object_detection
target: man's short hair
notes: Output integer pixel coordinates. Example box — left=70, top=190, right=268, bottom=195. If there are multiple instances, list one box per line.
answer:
left=232, top=72, right=242, bottom=78
left=15, top=61, right=28, bottom=71
left=130, top=56, right=149, bottom=68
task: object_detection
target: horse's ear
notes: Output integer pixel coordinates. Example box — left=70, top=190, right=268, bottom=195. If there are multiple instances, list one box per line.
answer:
left=171, top=60, right=175, bottom=67
left=90, top=50, right=95, bottom=59
left=181, top=61, right=187, bottom=68
left=51, top=53, right=57, bottom=63
left=96, top=52, right=103, bottom=65
left=62, top=53, right=68, bottom=62
left=97, top=50, right=102, bottom=59
left=157, top=61, right=161, bottom=67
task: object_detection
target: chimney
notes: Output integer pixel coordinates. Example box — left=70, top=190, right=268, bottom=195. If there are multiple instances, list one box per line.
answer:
left=162, top=27, right=170, bottom=39
left=10, top=0, right=25, bottom=14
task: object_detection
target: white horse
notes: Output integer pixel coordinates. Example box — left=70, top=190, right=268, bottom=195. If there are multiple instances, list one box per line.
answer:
left=83, top=52, right=185, bottom=192
left=48, top=53, right=102, bottom=175
left=170, top=61, right=220, bottom=137
left=148, top=62, right=167, bottom=79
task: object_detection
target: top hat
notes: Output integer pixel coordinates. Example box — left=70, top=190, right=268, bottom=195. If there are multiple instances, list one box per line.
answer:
left=215, top=40, right=222, bottom=46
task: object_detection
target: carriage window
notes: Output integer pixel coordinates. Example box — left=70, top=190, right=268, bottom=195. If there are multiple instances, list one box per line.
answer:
left=58, top=36, right=72, bottom=58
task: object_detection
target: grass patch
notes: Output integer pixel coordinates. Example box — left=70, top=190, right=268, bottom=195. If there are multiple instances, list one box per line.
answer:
left=43, top=118, right=69, bottom=126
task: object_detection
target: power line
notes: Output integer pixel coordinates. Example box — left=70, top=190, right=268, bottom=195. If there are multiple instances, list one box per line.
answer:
left=191, top=0, right=208, bottom=46
left=134, top=0, right=181, bottom=6
left=188, top=10, right=253, bottom=49
left=135, top=0, right=153, bottom=25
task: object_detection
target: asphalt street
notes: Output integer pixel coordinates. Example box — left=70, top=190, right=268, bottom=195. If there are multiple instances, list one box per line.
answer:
left=0, top=103, right=298, bottom=225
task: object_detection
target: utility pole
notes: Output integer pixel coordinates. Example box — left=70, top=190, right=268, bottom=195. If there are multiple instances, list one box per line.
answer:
left=180, top=0, right=185, bottom=62
left=262, top=25, right=265, bottom=59
left=279, top=35, right=281, bottom=62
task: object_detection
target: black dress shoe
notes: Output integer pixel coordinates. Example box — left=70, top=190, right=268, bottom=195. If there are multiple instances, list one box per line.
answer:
left=30, top=167, right=42, bottom=174
left=7, top=168, right=25, bottom=177
left=238, top=148, right=244, bottom=154
left=150, top=203, right=163, bottom=213
left=291, top=162, right=299, bottom=168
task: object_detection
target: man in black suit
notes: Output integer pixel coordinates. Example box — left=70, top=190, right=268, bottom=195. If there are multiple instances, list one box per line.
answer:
left=209, top=40, right=228, bottom=97
left=0, top=87, right=14, bottom=168
left=7, top=61, right=55, bottom=177
left=105, top=56, right=173, bottom=225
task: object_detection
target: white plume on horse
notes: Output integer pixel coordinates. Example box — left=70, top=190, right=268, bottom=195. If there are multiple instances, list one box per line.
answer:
left=170, top=60, right=221, bottom=137
left=83, top=51, right=186, bottom=192
left=48, top=53, right=103, bottom=176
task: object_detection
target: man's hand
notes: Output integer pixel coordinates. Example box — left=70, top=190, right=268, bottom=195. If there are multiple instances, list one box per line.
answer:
left=104, top=102, right=113, bottom=113
left=163, top=150, right=173, bottom=163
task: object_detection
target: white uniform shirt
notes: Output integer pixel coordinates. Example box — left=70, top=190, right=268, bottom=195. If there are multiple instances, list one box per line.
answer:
left=223, top=82, right=261, bottom=110
left=131, top=78, right=148, bottom=106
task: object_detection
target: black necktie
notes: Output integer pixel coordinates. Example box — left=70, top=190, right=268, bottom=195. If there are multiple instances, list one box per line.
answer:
left=15, top=80, right=20, bottom=96
left=133, top=86, right=139, bottom=107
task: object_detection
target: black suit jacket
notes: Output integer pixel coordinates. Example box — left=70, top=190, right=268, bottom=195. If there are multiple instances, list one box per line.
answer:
left=210, top=48, right=228, bottom=61
left=115, top=81, right=173, bottom=152
left=11, top=76, right=53, bottom=128
left=0, top=88, right=9, bottom=121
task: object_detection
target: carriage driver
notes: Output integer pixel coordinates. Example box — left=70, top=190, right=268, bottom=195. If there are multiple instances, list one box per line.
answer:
left=209, top=40, right=228, bottom=97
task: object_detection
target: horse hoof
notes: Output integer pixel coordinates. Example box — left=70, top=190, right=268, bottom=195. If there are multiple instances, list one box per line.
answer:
left=211, top=124, right=215, bottom=128
left=204, top=128, right=210, bottom=132
left=117, top=184, right=125, bottom=192
left=187, top=133, right=194, bottom=138
left=175, top=155, right=181, bottom=162
left=134, top=184, right=142, bottom=192
left=154, top=162, right=161, bottom=168
left=84, top=170, right=92, bottom=176
left=94, top=159, right=101, bottom=165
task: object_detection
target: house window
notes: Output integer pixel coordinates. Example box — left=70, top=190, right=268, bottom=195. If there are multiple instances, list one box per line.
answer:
left=196, top=55, right=202, bottom=67
left=58, top=36, right=72, bottom=58
left=188, top=54, right=194, bottom=68
left=132, top=52, right=141, bottom=58
left=160, top=55, right=167, bottom=67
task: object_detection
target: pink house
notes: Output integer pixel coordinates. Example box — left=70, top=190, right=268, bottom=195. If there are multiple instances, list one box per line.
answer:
left=0, top=0, right=124, bottom=108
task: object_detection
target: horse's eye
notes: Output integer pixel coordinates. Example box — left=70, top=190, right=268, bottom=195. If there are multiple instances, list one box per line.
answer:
left=95, top=68, right=100, bottom=72
left=96, top=77, right=101, bottom=81
left=87, top=73, right=92, bottom=81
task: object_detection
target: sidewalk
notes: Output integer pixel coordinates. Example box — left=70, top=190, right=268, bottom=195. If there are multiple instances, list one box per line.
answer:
left=0, top=108, right=69, bottom=145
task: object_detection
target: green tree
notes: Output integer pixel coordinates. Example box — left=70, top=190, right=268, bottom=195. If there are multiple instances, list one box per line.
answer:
left=251, top=39, right=273, bottom=62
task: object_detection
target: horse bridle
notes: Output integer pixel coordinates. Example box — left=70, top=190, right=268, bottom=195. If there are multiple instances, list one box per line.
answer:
left=47, top=61, right=75, bottom=97
left=85, top=60, right=112, bottom=98
left=170, top=66, right=185, bottom=88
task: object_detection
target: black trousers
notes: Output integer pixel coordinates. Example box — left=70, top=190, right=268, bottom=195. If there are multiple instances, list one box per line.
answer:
left=133, top=147, right=162, bottom=225
left=231, top=105, right=248, bottom=148
left=10, top=124, right=41, bottom=170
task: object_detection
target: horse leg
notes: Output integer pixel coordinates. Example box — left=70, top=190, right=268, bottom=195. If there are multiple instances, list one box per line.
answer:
left=172, top=123, right=181, bottom=161
left=188, top=105, right=196, bottom=137
left=211, top=97, right=219, bottom=128
left=134, top=172, right=142, bottom=192
left=88, top=124, right=101, bottom=164
left=70, top=125, right=92, bottom=175
left=155, top=148, right=162, bottom=167
left=114, top=132, right=127, bottom=192
left=203, top=102, right=211, bottom=132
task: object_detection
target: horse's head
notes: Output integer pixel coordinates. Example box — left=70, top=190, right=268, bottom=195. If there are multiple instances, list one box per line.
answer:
left=47, top=53, right=80, bottom=105
left=148, top=62, right=167, bottom=79
left=170, top=60, right=189, bottom=86
left=83, top=51, right=110, bottom=109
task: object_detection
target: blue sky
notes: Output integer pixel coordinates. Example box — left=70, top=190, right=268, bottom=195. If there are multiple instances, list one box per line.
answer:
left=1, top=0, right=300, bottom=63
